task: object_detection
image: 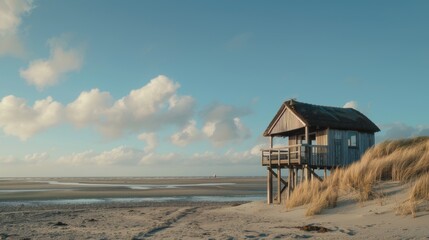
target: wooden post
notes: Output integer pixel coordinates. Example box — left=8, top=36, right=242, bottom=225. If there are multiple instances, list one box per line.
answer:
left=287, top=167, right=292, bottom=200
left=303, top=165, right=307, bottom=181
left=307, top=166, right=312, bottom=181
left=292, top=168, right=296, bottom=190
left=295, top=167, right=299, bottom=187
left=277, top=167, right=282, bottom=204
left=267, top=167, right=273, bottom=204
left=324, top=167, right=327, bottom=180
left=267, top=135, right=274, bottom=204
left=304, top=126, right=310, bottom=182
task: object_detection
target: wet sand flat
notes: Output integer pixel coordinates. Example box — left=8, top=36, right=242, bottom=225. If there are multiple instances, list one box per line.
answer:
left=1, top=178, right=428, bottom=239
left=0, top=177, right=265, bottom=201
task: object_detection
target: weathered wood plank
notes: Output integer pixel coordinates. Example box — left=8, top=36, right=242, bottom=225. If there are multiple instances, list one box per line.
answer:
left=277, top=168, right=281, bottom=204
left=267, top=167, right=273, bottom=204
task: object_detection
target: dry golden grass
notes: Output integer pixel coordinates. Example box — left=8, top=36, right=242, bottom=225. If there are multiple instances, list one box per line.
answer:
left=287, top=136, right=429, bottom=216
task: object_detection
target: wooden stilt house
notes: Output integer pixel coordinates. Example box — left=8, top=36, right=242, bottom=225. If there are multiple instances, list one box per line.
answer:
left=262, top=99, right=380, bottom=204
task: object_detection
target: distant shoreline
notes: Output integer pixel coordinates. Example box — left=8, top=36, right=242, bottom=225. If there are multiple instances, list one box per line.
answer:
left=0, top=177, right=265, bottom=203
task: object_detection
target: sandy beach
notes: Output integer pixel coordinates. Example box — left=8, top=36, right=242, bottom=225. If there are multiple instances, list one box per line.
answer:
left=1, top=189, right=428, bottom=239
left=1, top=178, right=428, bottom=239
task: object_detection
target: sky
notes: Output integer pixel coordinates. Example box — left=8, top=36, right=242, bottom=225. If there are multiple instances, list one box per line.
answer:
left=0, top=0, right=428, bottom=177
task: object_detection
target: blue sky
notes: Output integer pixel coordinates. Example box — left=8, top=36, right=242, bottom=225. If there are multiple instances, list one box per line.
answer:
left=0, top=0, right=428, bottom=177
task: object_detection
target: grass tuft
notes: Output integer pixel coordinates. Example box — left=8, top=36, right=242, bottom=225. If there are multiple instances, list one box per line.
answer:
left=287, top=136, right=429, bottom=216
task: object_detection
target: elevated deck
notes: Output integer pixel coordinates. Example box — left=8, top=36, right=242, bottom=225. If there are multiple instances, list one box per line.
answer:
left=261, top=144, right=334, bottom=169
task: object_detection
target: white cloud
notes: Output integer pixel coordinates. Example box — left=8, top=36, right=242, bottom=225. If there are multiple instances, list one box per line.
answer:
left=142, top=148, right=260, bottom=166
left=57, top=150, right=96, bottom=166
left=376, top=122, right=429, bottom=142
left=0, top=95, right=63, bottom=140
left=141, top=143, right=263, bottom=166
left=0, top=0, right=33, bottom=33
left=0, top=75, right=195, bottom=140
left=343, top=100, right=358, bottom=110
left=20, top=36, right=84, bottom=90
left=66, top=88, right=112, bottom=128
left=92, top=147, right=144, bottom=165
left=201, top=104, right=251, bottom=145
left=171, top=120, right=201, bottom=147
left=0, top=152, right=49, bottom=165
left=57, top=142, right=262, bottom=167
left=250, top=143, right=265, bottom=156
left=24, top=152, right=49, bottom=164
left=203, top=118, right=250, bottom=144
left=0, top=34, right=25, bottom=57
left=70, top=75, right=195, bottom=138
left=0, top=0, right=33, bottom=57
left=58, top=146, right=144, bottom=166
left=0, top=155, right=18, bottom=164
left=137, top=132, right=157, bottom=153
left=140, top=152, right=180, bottom=165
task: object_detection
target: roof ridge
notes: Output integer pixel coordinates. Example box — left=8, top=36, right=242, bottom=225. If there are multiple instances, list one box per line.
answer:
left=285, top=99, right=354, bottom=111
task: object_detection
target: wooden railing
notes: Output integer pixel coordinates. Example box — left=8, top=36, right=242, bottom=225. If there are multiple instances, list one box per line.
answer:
left=261, top=144, right=331, bottom=167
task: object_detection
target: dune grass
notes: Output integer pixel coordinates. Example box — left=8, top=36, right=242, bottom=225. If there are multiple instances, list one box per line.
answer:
left=286, top=136, right=429, bottom=216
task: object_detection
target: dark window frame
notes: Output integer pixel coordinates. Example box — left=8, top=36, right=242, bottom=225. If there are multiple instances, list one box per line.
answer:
left=348, top=131, right=358, bottom=148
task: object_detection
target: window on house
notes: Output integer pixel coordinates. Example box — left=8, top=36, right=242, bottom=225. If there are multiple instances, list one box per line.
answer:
left=348, top=131, right=357, bottom=147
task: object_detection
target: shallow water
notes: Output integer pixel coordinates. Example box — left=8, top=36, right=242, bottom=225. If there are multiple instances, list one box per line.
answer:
left=0, top=177, right=265, bottom=205
left=0, top=181, right=238, bottom=193
left=32, top=180, right=237, bottom=190
left=0, top=195, right=265, bottom=206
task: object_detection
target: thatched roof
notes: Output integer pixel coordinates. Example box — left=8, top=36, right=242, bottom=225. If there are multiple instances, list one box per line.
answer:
left=263, top=99, right=380, bottom=137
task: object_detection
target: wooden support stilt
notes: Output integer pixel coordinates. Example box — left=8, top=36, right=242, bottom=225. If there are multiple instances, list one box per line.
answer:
left=300, top=167, right=304, bottom=183
left=303, top=165, right=307, bottom=181
left=277, top=167, right=282, bottom=204
left=306, top=165, right=312, bottom=181
left=267, top=167, right=273, bottom=204
left=287, top=167, right=292, bottom=200
left=291, top=168, right=295, bottom=191
left=303, top=166, right=306, bottom=181
left=295, top=167, right=299, bottom=187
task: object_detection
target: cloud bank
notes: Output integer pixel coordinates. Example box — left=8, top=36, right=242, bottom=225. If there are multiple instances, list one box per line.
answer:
left=0, top=95, right=63, bottom=140
left=57, top=146, right=145, bottom=166
left=0, top=75, right=198, bottom=140
left=138, top=132, right=158, bottom=153
left=66, top=75, right=195, bottom=138
left=170, top=120, right=201, bottom=147
left=57, top=145, right=262, bottom=166
left=201, top=104, right=251, bottom=145
left=377, top=122, right=429, bottom=142
left=0, top=74, right=253, bottom=164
